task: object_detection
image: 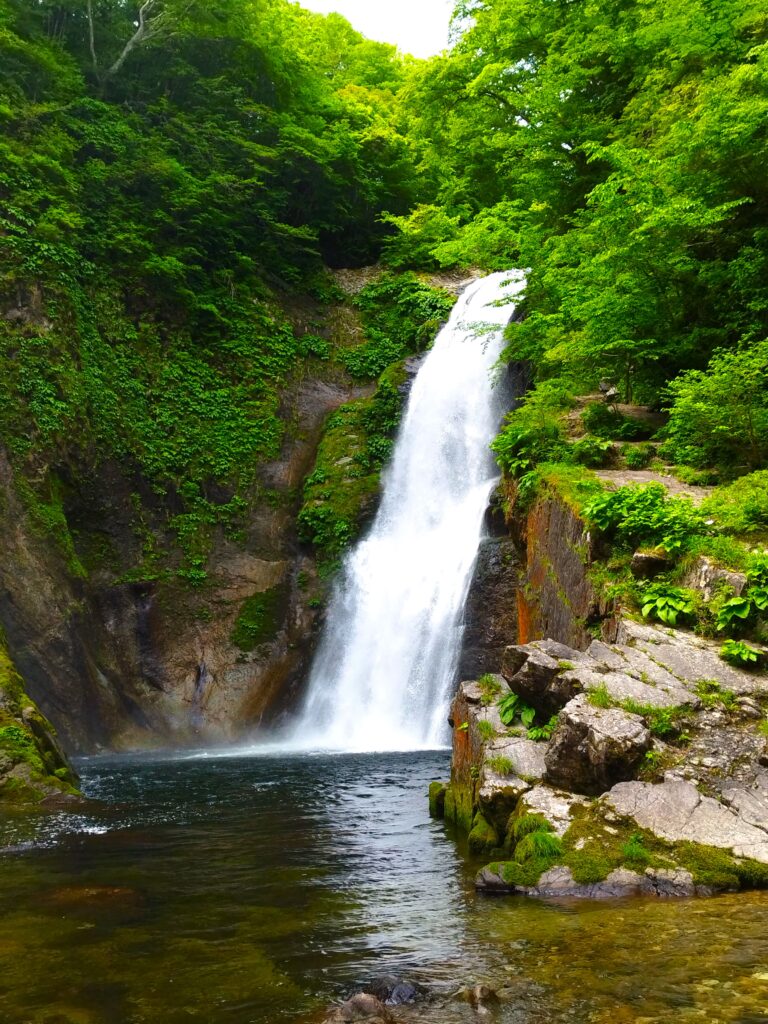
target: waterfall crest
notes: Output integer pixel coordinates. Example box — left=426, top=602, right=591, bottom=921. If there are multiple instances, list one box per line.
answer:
left=290, top=271, right=524, bottom=752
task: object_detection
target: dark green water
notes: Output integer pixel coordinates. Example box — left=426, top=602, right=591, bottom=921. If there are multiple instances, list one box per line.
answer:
left=2, top=750, right=768, bottom=1024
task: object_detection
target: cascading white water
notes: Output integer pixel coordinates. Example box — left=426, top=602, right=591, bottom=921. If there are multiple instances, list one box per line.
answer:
left=291, top=270, right=524, bottom=752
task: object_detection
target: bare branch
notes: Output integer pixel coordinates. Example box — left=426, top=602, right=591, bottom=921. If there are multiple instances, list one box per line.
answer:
left=86, top=0, right=99, bottom=75
left=106, top=0, right=159, bottom=78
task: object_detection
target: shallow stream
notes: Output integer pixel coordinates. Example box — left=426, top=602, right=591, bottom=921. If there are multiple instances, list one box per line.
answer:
left=2, top=751, right=768, bottom=1023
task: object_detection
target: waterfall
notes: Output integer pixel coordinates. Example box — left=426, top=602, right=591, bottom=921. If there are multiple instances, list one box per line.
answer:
left=291, top=270, right=524, bottom=752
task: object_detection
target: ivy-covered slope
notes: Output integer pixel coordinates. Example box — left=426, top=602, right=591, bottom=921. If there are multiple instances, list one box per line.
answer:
left=0, top=1, right=452, bottom=752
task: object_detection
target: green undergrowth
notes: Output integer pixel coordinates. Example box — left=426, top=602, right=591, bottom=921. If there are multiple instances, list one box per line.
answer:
left=346, top=273, right=454, bottom=380
left=587, top=684, right=693, bottom=742
left=231, top=583, right=290, bottom=652
left=298, top=361, right=408, bottom=572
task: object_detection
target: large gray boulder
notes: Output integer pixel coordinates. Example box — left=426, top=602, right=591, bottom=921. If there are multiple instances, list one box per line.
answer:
left=607, top=779, right=768, bottom=862
left=544, top=694, right=652, bottom=795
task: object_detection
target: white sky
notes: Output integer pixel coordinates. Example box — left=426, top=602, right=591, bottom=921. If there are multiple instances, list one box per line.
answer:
left=298, top=0, right=454, bottom=58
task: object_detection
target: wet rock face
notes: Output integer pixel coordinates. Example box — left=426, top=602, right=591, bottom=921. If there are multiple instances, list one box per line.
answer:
left=459, top=536, right=520, bottom=680
left=0, top=639, right=79, bottom=804
left=544, top=695, right=652, bottom=795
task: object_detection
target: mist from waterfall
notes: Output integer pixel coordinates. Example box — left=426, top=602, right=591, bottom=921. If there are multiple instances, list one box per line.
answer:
left=289, top=271, right=524, bottom=752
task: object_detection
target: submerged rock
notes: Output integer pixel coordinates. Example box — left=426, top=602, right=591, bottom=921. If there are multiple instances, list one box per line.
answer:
left=324, top=993, right=393, bottom=1022
left=365, top=975, right=424, bottom=1006
left=544, top=694, right=652, bottom=795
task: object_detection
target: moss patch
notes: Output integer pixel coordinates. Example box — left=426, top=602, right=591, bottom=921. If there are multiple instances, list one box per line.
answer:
left=0, top=637, right=79, bottom=803
left=231, top=584, right=289, bottom=652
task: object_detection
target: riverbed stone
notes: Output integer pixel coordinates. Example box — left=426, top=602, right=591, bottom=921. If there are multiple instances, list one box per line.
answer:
left=476, top=862, right=701, bottom=898
left=324, top=993, right=393, bottom=1022
left=545, top=695, right=652, bottom=795
left=606, top=779, right=768, bottom=862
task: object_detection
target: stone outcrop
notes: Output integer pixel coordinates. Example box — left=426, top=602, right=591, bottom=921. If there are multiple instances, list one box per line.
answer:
left=607, top=780, right=768, bottom=863
left=476, top=862, right=703, bottom=898
left=436, top=619, right=768, bottom=900
left=544, top=695, right=652, bottom=795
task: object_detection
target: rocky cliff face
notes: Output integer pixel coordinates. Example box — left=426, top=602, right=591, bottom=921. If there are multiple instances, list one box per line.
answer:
left=0, top=373, right=365, bottom=754
left=0, top=631, right=78, bottom=803
left=442, top=482, right=768, bottom=899
left=0, top=270, right=465, bottom=757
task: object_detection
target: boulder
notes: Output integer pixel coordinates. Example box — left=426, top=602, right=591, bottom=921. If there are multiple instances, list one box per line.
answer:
left=477, top=769, right=531, bottom=834
left=365, top=976, right=424, bottom=1006
left=544, top=694, right=652, bottom=795
left=324, top=993, right=393, bottom=1023
left=630, top=549, right=673, bottom=579
left=607, top=779, right=768, bottom=862
left=476, top=863, right=700, bottom=898
left=517, top=785, right=587, bottom=836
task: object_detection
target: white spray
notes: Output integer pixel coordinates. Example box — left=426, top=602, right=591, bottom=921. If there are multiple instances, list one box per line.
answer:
left=290, top=271, right=524, bottom=752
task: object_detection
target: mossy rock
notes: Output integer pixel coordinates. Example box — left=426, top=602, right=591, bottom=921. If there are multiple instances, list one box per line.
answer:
left=428, top=781, right=447, bottom=819
left=468, top=811, right=500, bottom=855
left=0, top=637, right=79, bottom=804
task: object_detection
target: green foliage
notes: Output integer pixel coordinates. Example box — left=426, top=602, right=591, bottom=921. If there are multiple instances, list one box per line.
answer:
left=720, top=639, right=762, bottom=668
left=344, top=273, right=454, bottom=379
left=486, top=755, right=513, bottom=776
left=478, top=673, right=503, bottom=706
left=702, top=473, right=768, bottom=535
left=583, top=483, right=705, bottom=554
left=497, top=691, right=535, bottom=728
left=491, top=381, right=570, bottom=477
left=526, top=715, right=559, bottom=742
left=514, top=829, right=563, bottom=863
left=588, top=685, right=690, bottom=741
left=640, top=583, right=695, bottom=627
left=621, top=832, right=650, bottom=866
left=0, top=0, right=423, bottom=579
left=511, top=813, right=553, bottom=842
left=298, top=362, right=411, bottom=569
left=663, top=343, right=768, bottom=475
left=230, top=585, right=288, bottom=652
left=571, top=437, right=613, bottom=468
left=583, top=404, right=652, bottom=441
left=694, top=680, right=738, bottom=712
left=477, top=719, right=496, bottom=741
left=622, top=444, right=655, bottom=470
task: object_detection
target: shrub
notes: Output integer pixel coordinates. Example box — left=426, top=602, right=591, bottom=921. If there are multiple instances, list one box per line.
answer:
left=583, top=482, right=705, bottom=553
left=572, top=437, right=613, bottom=467
left=720, top=639, right=762, bottom=668
left=491, top=380, right=571, bottom=477
left=583, top=402, right=653, bottom=440
left=622, top=443, right=654, bottom=469
left=701, top=472, right=768, bottom=535
left=662, top=341, right=768, bottom=474
left=640, top=583, right=695, bottom=626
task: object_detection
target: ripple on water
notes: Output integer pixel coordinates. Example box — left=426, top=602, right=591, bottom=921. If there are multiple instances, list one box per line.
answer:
left=1, top=750, right=768, bottom=1023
